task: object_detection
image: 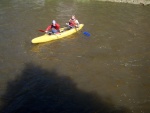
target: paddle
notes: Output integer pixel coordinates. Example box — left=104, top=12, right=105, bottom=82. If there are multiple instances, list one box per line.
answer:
left=66, top=23, right=91, bottom=37
left=39, top=30, right=45, bottom=32
left=39, top=26, right=91, bottom=37
left=39, top=29, right=52, bottom=35
left=83, top=31, right=90, bottom=37
left=39, top=29, right=63, bottom=33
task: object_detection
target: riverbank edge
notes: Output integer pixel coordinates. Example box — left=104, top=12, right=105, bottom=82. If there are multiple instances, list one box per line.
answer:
left=95, top=0, right=150, bottom=5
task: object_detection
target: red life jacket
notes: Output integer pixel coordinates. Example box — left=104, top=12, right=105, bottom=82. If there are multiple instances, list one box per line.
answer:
left=46, top=23, right=60, bottom=31
left=69, top=18, right=77, bottom=26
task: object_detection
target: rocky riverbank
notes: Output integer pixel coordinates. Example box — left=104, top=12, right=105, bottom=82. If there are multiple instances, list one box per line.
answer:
left=95, top=0, right=150, bottom=5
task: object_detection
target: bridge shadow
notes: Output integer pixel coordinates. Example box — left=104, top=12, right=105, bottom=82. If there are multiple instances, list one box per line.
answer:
left=1, top=63, right=131, bottom=113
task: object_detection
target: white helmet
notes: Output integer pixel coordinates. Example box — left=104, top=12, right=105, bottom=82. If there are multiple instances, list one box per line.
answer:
left=52, top=20, right=56, bottom=25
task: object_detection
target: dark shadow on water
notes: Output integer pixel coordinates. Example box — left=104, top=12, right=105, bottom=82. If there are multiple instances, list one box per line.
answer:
left=1, top=63, right=131, bottom=113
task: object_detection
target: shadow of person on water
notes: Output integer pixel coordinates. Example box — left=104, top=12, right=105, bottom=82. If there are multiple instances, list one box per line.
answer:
left=1, top=63, right=131, bottom=113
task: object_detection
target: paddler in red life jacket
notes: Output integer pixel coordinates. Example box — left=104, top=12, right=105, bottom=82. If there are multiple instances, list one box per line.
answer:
left=66, top=15, right=80, bottom=29
left=45, top=20, right=60, bottom=34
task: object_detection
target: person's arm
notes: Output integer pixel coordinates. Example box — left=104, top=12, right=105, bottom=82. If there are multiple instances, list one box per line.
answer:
left=75, top=20, right=79, bottom=27
left=68, top=19, right=72, bottom=26
left=45, top=25, right=51, bottom=32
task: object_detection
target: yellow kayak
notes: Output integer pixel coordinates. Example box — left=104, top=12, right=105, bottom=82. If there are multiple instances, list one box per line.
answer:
left=31, top=24, right=84, bottom=44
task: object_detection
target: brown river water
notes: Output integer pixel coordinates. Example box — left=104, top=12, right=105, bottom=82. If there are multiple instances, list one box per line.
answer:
left=0, top=0, right=150, bottom=113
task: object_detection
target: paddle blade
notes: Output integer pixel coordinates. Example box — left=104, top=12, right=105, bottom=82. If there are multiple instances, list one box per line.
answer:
left=39, top=30, right=45, bottom=32
left=83, top=31, right=90, bottom=37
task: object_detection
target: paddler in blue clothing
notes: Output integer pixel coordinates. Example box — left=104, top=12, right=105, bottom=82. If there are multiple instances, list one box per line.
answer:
left=45, top=20, right=60, bottom=34
left=66, top=15, right=80, bottom=29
